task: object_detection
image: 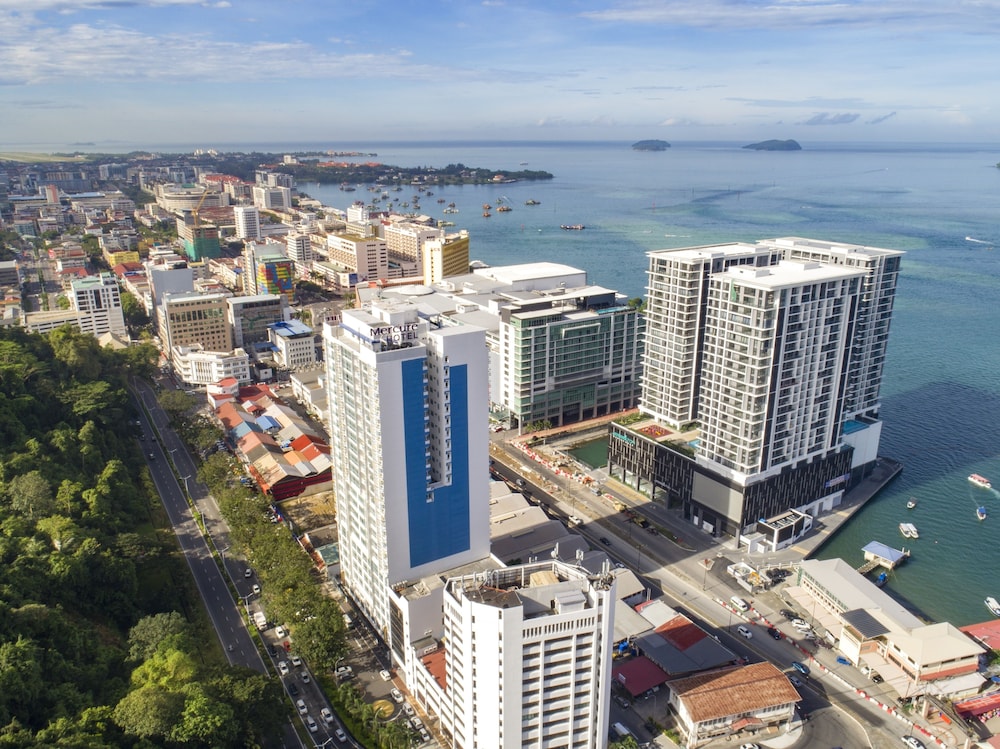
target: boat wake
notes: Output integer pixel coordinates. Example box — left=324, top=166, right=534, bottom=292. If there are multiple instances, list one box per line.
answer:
left=965, top=236, right=993, bottom=245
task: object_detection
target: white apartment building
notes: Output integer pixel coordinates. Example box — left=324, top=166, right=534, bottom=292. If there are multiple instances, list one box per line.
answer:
left=268, top=319, right=317, bottom=370
left=437, top=561, right=615, bottom=749
left=71, top=272, right=127, bottom=336
left=252, top=185, right=292, bottom=211
left=323, top=301, right=491, bottom=645
left=609, top=238, right=903, bottom=542
left=384, top=222, right=443, bottom=264
left=172, top=344, right=250, bottom=386
left=285, top=231, right=314, bottom=273
left=325, top=233, right=389, bottom=283
left=233, top=205, right=261, bottom=241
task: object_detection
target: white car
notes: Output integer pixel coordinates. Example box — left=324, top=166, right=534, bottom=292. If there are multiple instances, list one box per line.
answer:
left=275, top=625, right=287, bottom=638
left=791, top=618, right=812, bottom=631
left=740, top=744, right=761, bottom=749
left=390, top=687, right=404, bottom=703
left=410, top=716, right=424, bottom=730
left=244, top=568, right=252, bottom=578
left=402, top=703, right=415, bottom=717
left=290, top=654, right=302, bottom=667
left=277, top=660, right=289, bottom=676
left=296, top=699, right=307, bottom=714
left=252, top=584, right=260, bottom=595
left=901, top=737, right=926, bottom=749
left=321, top=707, right=334, bottom=725
left=300, top=670, right=310, bottom=684
left=305, top=715, right=318, bottom=733
left=335, top=728, right=347, bottom=743
left=379, top=669, right=392, bottom=681
left=736, top=625, right=753, bottom=639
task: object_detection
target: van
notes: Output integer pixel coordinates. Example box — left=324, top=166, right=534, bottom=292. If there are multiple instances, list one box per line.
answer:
left=730, top=595, right=750, bottom=612
left=612, top=722, right=633, bottom=739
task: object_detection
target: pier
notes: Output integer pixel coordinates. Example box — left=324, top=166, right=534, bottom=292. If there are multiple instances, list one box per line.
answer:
left=858, top=540, right=910, bottom=575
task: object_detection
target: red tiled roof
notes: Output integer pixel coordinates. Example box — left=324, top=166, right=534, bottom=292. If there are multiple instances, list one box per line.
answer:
left=420, top=648, right=447, bottom=691
left=611, top=656, right=670, bottom=697
left=669, top=663, right=800, bottom=723
left=657, top=615, right=708, bottom=650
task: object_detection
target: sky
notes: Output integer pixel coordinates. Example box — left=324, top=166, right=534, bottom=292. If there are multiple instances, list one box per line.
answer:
left=2, top=0, right=999, bottom=149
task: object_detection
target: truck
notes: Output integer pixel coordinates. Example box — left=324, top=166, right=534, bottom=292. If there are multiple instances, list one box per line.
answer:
left=611, top=722, right=632, bottom=739
left=253, top=611, right=267, bottom=631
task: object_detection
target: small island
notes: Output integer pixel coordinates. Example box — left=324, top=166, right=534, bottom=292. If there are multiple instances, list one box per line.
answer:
left=743, top=139, right=802, bottom=151
left=632, top=139, right=671, bottom=151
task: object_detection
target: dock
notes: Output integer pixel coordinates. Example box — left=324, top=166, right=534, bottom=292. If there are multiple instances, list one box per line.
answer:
left=858, top=540, right=910, bottom=575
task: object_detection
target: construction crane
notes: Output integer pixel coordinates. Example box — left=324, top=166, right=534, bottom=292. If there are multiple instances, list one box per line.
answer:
left=190, top=188, right=210, bottom=228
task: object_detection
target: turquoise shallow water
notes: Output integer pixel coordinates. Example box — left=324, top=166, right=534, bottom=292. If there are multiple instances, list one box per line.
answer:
left=300, top=139, right=1000, bottom=626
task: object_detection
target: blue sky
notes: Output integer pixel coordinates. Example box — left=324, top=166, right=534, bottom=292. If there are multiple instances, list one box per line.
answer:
left=2, top=0, right=999, bottom=148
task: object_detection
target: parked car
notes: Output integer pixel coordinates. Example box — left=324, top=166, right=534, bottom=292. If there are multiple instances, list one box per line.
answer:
left=871, top=672, right=885, bottom=684
left=390, top=688, right=404, bottom=703
left=252, top=584, right=261, bottom=595
left=767, top=627, right=782, bottom=640
left=410, top=717, right=424, bottom=730
left=600, top=537, right=612, bottom=546
left=379, top=669, right=392, bottom=681
left=780, top=609, right=799, bottom=620
left=335, top=665, right=353, bottom=681
left=614, top=695, right=631, bottom=709
left=791, top=661, right=811, bottom=676
left=901, top=736, right=926, bottom=749
left=419, top=728, right=431, bottom=743
left=789, top=675, right=803, bottom=688
left=740, top=744, right=761, bottom=749
left=403, top=703, right=415, bottom=717
left=275, top=625, right=287, bottom=638
left=244, top=568, right=252, bottom=578
left=836, top=656, right=852, bottom=666
left=791, top=618, right=812, bottom=631
left=736, top=625, right=753, bottom=639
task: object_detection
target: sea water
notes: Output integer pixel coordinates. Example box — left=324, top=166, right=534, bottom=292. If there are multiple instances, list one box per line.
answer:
left=299, top=139, right=1000, bottom=625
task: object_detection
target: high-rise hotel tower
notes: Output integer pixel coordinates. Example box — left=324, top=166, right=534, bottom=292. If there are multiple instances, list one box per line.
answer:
left=323, top=300, right=491, bottom=642
left=609, top=237, right=902, bottom=544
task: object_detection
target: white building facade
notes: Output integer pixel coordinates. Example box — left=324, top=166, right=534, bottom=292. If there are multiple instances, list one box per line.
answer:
left=71, top=272, right=127, bottom=336
left=233, top=205, right=261, bottom=241
left=323, top=301, right=491, bottom=642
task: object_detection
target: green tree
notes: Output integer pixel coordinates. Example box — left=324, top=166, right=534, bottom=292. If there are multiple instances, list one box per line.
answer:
left=36, top=515, right=81, bottom=552
left=112, top=685, right=183, bottom=739
left=5, top=470, right=55, bottom=519
left=127, top=613, right=192, bottom=662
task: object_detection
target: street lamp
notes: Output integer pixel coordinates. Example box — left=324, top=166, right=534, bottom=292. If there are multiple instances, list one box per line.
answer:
left=180, top=475, right=190, bottom=496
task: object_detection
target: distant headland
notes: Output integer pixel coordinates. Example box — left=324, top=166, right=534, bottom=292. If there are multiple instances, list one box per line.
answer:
left=631, top=139, right=671, bottom=151
left=743, top=139, right=802, bottom=151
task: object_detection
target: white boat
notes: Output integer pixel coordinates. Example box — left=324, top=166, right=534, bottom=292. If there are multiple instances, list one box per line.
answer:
left=899, top=522, right=919, bottom=539
left=969, top=473, right=992, bottom=489
left=987, top=597, right=1000, bottom=617
left=906, top=497, right=917, bottom=509
left=978, top=506, right=988, bottom=521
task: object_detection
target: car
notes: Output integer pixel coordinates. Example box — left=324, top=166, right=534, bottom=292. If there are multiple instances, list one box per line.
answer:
left=321, top=707, right=334, bottom=725
left=296, top=699, right=307, bottom=714
left=252, top=584, right=260, bottom=595
left=275, top=625, right=287, bottom=638
left=614, top=561, right=626, bottom=569
left=871, top=672, right=885, bottom=684
left=740, top=744, right=761, bottom=749
left=780, top=609, right=799, bottom=620
left=836, top=656, right=852, bottom=666
left=419, top=729, right=431, bottom=743
left=300, top=670, right=310, bottom=683
left=290, top=654, right=302, bottom=667
left=791, top=618, right=812, bottom=631
left=736, top=625, right=753, bottom=639
left=379, top=669, right=392, bottom=681
left=267, top=644, right=277, bottom=657
left=789, top=675, right=803, bottom=688
left=767, top=627, right=782, bottom=640
left=390, top=687, right=404, bottom=703
left=614, top=695, right=631, bottom=709
left=277, top=660, right=290, bottom=675
left=901, top=736, right=926, bottom=749
left=335, top=665, right=353, bottom=680
left=148, top=452, right=155, bottom=460
left=600, top=537, right=612, bottom=546
left=286, top=682, right=299, bottom=696
left=410, top=717, right=424, bottom=730
left=244, top=568, right=252, bottom=578
left=305, top=715, right=318, bottom=733
left=791, top=661, right=811, bottom=676
left=334, top=728, right=348, bottom=743
left=402, top=703, right=415, bottom=717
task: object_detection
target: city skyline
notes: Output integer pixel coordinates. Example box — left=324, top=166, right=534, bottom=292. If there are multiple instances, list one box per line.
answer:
left=3, top=0, right=999, bottom=148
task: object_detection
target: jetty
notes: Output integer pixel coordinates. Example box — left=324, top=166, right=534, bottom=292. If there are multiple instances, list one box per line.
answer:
left=857, top=541, right=910, bottom=575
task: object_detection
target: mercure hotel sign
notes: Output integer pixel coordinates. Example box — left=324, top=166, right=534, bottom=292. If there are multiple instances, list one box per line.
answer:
left=370, top=322, right=419, bottom=344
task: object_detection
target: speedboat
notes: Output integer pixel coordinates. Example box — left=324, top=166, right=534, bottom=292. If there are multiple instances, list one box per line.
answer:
left=899, top=522, right=919, bottom=539
left=986, top=597, right=1000, bottom=617
left=969, top=473, right=992, bottom=489
left=906, top=497, right=917, bottom=509
left=978, top=506, right=988, bottom=521
left=875, top=571, right=888, bottom=588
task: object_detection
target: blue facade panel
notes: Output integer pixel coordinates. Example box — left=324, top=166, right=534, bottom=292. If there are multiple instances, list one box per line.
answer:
left=403, top=360, right=472, bottom=568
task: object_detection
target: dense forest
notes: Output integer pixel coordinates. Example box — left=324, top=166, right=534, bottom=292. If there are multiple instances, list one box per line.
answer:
left=0, top=326, right=284, bottom=747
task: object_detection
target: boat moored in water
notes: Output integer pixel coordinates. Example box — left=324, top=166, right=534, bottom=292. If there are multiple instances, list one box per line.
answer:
left=969, top=473, right=992, bottom=489
left=907, top=497, right=917, bottom=509
left=987, top=597, right=1000, bottom=617
left=875, top=571, right=888, bottom=587
left=899, top=522, right=919, bottom=539
left=978, top=506, right=988, bottom=521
